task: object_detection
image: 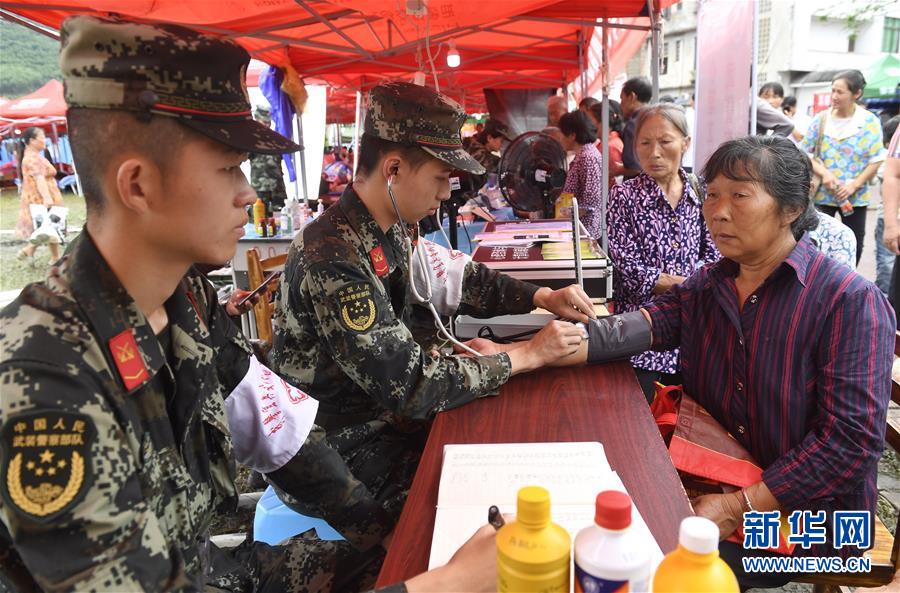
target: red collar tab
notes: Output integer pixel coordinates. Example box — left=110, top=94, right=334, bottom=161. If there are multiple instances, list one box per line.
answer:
left=109, top=329, right=150, bottom=391
left=369, top=246, right=389, bottom=278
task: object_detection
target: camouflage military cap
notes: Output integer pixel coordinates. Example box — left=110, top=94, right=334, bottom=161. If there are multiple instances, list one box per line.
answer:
left=59, top=15, right=300, bottom=155
left=364, top=81, right=485, bottom=175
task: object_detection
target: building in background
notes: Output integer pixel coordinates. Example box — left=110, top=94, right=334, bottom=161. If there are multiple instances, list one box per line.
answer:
left=628, top=0, right=899, bottom=117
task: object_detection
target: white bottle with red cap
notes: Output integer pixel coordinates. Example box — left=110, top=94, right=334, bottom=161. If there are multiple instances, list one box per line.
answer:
left=574, top=490, right=651, bottom=593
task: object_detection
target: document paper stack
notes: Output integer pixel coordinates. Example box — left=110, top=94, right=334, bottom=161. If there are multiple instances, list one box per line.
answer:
left=427, top=442, right=664, bottom=570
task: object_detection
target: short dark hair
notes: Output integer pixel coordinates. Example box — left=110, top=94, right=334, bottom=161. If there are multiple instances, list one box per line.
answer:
left=588, top=100, right=625, bottom=134
left=558, top=110, right=598, bottom=145
left=579, top=97, right=600, bottom=110
left=483, top=119, right=510, bottom=142
left=781, top=95, right=797, bottom=112
left=759, top=82, right=784, bottom=98
left=355, top=133, right=433, bottom=179
left=68, top=108, right=189, bottom=214
left=622, top=77, right=653, bottom=104
left=702, top=135, right=817, bottom=240
left=833, top=69, right=867, bottom=96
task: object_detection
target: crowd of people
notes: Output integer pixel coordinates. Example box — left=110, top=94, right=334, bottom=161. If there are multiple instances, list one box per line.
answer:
left=0, top=14, right=898, bottom=593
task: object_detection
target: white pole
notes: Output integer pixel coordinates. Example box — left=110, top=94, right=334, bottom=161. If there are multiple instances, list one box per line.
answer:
left=749, top=0, right=760, bottom=134
left=352, top=90, right=362, bottom=179
left=292, top=115, right=302, bottom=205
left=295, top=113, right=308, bottom=203
left=648, top=0, right=660, bottom=102
left=601, top=19, right=610, bottom=255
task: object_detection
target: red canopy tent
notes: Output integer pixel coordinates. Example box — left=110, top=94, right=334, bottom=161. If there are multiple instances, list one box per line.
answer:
left=0, top=0, right=676, bottom=244
left=0, top=1, right=675, bottom=109
left=0, top=79, right=68, bottom=135
left=0, top=79, right=65, bottom=119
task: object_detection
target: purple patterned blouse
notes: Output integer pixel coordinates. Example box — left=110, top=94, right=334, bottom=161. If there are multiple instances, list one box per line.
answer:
left=607, top=170, right=720, bottom=373
left=563, top=142, right=604, bottom=238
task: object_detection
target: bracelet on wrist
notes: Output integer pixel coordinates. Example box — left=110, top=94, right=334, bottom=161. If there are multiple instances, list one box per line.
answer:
left=740, top=488, right=755, bottom=513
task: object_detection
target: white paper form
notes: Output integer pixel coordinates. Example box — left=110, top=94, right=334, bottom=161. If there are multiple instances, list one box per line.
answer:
left=427, top=442, right=663, bottom=570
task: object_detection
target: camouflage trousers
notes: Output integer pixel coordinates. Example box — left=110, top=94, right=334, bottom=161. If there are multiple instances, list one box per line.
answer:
left=215, top=533, right=385, bottom=593
left=276, top=419, right=428, bottom=529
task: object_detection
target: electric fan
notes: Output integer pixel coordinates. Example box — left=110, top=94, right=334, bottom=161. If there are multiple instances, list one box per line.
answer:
left=497, top=132, right=567, bottom=218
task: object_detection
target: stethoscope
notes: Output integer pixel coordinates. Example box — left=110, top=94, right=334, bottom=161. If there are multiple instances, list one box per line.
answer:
left=387, top=173, right=482, bottom=357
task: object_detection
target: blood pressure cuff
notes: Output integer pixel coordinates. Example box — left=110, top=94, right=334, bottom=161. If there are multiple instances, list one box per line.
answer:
left=586, top=310, right=652, bottom=364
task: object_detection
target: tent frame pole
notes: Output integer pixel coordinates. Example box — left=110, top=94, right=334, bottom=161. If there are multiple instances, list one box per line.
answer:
left=600, top=19, right=610, bottom=256
left=750, top=0, right=760, bottom=134
left=647, top=0, right=660, bottom=102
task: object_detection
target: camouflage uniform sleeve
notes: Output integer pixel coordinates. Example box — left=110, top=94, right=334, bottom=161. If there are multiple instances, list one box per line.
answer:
left=456, top=261, right=541, bottom=317
left=266, top=423, right=395, bottom=551
left=0, top=362, right=178, bottom=593
left=197, top=277, right=395, bottom=552
left=305, top=261, right=512, bottom=419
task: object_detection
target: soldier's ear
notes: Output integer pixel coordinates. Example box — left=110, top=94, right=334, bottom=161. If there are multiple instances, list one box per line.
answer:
left=114, top=156, right=162, bottom=216
left=382, top=157, right=401, bottom=181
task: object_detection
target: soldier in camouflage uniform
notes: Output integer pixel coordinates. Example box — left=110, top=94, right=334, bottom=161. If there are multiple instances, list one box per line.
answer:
left=465, top=119, right=510, bottom=187
left=271, top=82, right=594, bottom=524
left=0, top=16, right=499, bottom=593
left=250, top=106, right=289, bottom=213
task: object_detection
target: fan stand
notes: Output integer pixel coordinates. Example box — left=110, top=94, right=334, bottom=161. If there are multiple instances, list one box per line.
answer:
left=446, top=197, right=460, bottom=250
left=541, top=188, right=555, bottom=219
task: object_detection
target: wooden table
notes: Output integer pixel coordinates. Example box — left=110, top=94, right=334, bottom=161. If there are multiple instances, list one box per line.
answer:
left=376, top=362, right=693, bottom=587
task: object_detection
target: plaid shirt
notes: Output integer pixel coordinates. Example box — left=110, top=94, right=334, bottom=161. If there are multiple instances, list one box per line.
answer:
left=645, top=234, right=894, bottom=554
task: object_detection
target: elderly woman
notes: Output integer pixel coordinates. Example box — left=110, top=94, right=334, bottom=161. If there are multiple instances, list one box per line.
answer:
left=606, top=103, right=719, bottom=400
left=465, top=135, right=894, bottom=588
left=558, top=110, right=603, bottom=238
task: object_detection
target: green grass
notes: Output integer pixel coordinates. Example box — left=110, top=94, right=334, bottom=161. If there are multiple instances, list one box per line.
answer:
left=0, top=188, right=86, bottom=292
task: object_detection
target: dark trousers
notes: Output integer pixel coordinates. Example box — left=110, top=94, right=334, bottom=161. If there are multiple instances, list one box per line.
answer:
left=719, top=541, right=796, bottom=591
left=634, top=367, right=682, bottom=404
left=818, top=205, right=867, bottom=265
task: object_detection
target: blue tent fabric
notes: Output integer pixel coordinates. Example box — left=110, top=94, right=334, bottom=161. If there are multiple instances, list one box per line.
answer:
left=259, top=65, right=297, bottom=182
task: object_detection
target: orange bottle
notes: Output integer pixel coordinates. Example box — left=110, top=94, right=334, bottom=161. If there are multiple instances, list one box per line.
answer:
left=652, top=517, right=739, bottom=593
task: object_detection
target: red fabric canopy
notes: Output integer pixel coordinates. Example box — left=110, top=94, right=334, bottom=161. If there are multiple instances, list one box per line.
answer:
left=0, top=80, right=67, bottom=119
left=2, top=2, right=674, bottom=89
left=2, top=1, right=677, bottom=119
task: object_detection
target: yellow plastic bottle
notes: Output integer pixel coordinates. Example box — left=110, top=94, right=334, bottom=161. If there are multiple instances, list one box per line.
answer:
left=497, top=486, right=570, bottom=593
left=555, top=192, right=574, bottom=219
left=253, top=197, right=266, bottom=237
left=652, top=517, right=739, bottom=593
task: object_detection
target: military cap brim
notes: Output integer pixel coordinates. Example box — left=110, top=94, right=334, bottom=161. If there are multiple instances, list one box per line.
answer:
left=421, top=146, right=485, bottom=175
left=180, top=118, right=301, bottom=155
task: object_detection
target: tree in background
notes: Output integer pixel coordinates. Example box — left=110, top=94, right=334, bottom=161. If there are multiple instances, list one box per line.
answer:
left=0, top=20, right=61, bottom=98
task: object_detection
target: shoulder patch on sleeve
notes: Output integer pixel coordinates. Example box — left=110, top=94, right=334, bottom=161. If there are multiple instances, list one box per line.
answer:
left=1, top=411, right=96, bottom=523
left=336, top=281, right=378, bottom=332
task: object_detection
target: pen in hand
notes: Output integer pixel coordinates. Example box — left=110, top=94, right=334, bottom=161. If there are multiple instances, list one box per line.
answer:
left=488, top=505, right=505, bottom=530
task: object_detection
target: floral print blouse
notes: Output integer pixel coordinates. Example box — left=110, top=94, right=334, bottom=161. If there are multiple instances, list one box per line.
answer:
left=607, top=170, right=720, bottom=374
left=563, top=142, right=604, bottom=239
left=801, top=106, right=885, bottom=207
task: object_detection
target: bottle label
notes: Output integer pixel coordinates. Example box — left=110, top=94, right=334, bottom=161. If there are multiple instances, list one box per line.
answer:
left=574, top=565, right=632, bottom=593
left=838, top=198, right=854, bottom=217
